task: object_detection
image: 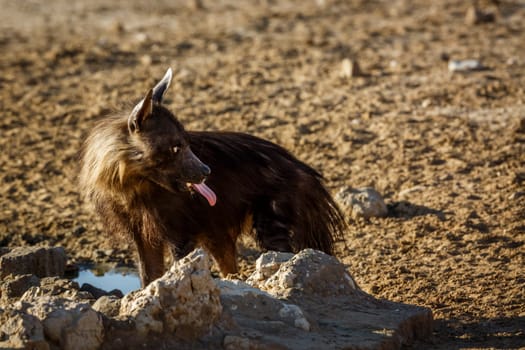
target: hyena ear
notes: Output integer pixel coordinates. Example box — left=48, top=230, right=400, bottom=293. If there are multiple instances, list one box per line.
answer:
left=128, top=89, right=153, bottom=133
left=152, top=68, right=173, bottom=104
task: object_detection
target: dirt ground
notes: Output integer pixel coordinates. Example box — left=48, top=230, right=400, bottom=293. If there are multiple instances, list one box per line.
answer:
left=0, top=0, right=524, bottom=348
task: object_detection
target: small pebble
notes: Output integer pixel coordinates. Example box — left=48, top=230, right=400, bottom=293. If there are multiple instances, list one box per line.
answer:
left=134, top=32, right=148, bottom=43
left=389, top=60, right=398, bottom=69
left=189, top=0, right=204, bottom=10
left=421, top=99, right=432, bottom=108
left=140, top=54, right=152, bottom=66
left=465, top=6, right=495, bottom=25
left=110, top=21, right=125, bottom=34
left=448, top=59, right=485, bottom=73
left=340, top=59, right=361, bottom=78
left=509, top=191, right=525, bottom=200
left=73, top=226, right=86, bottom=236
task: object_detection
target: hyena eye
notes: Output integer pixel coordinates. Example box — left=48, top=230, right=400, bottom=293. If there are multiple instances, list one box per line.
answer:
left=172, top=146, right=180, bottom=154
left=131, top=151, right=143, bottom=161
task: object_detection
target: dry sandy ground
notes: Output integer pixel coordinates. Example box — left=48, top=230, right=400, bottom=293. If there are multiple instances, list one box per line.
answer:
left=0, top=0, right=524, bottom=348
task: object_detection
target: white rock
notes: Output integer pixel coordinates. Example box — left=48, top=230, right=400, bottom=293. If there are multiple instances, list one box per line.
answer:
left=0, top=311, right=49, bottom=350
left=279, top=304, right=310, bottom=331
left=25, top=297, right=103, bottom=350
left=216, top=279, right=270, bottom=298
left=250, top=249, right=359, bottom=298
left=119, top=249, right=221, bottom=339
left=335, top=186, right=388, bottom=219
left=246, top=251, right=294, bottom=286
left=448, top=59, right=484, bottom=72
left=340, top=58, right=361, bottom=78
left=218, top=279, right=310, bottom=331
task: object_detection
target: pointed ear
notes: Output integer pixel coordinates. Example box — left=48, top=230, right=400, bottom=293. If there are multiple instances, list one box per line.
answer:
left=128, top=89, right=153, bottom=133
left=152, top=68, right=173, bottom=104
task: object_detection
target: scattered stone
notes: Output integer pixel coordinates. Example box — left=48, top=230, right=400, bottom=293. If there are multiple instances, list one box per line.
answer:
left=108, top=288, right=124, bottom=298
left=0, top=247, right=10, bottom=257
left=133, top=32, right=148, bottom=44
left=72, top=225, right=86, bottom=236
left=25, top=297, right=104, bottom=350
left=0, top=246, right=67, bottom=279
left=509, top=191, right=525, bottom=200
left=389, top=59, right=398, bottom=70
left=448, top=59, right=485, bottom=73
left=398, top=185, right=426, bottom=199
left=189, top=0, right=205, bottom=10
left=0, top=274, right=40, bottom=301
left=465, top=5, right=495, bottom=25
left=0, top=247, right=433, bottom=349
left=140, top=54, right=152, bottom=66
left=249, top=249, right=358, bottom=298
left=421, top=98, right=432, bottom=108
left=92, top=295, right=122, bottom=318
left=514, top=118, right=525, bottom=134
left=222, top=334, right=286, bottom=350
left=335, top=186, right=388, bottom=219
left=119, top=249, right=221, bottom=339
left=0, top=309, right=49, bottom=350
left=218, top=279, right=311, bottom=331
left=109, top=20, right=125, bottom=34
left=79, top=283, right=123, bottom=300
left=440, top=52, right=450, bottom=61
left=246, top=251, right=294, bottom=285
left=20, top=277, right=86, bottom=302
left=512, top=171, right=525, bottom=185
left=223, top=335, right=252, bottom=350
left=234, top=249, right=432, bottom=349
left=340, top=58, right=361, bottom=78
left=439, top=173, right=453, bottom=181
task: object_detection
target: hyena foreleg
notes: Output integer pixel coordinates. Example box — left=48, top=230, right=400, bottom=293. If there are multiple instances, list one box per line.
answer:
left=96, top=199, right=165, bottom=287
left=133, top=232, right=165, bottom=286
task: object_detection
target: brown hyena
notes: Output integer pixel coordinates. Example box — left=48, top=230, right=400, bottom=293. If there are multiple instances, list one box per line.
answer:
left=79, top=69, right=346, bottom=287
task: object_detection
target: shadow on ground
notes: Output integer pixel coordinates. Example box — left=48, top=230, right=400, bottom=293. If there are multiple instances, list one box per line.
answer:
left=407, top=316, right=525, bottom=349
left=388, top=201, right=448, bottom=221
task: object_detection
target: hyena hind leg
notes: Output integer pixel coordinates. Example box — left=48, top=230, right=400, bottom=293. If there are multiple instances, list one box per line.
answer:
left=198, top=232, right=238, bottom=277
left=253, top=199, right=294, bottom=253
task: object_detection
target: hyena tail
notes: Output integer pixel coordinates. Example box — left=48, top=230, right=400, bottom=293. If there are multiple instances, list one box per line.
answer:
left=294, top=174, right=347, bottom=255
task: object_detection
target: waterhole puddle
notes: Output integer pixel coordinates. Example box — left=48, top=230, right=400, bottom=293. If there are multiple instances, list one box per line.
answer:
left=73, top=266, right=141, bottom=295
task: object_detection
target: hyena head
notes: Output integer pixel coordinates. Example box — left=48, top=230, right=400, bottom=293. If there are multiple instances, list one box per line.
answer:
left=126, top=68, right=216, bottom=206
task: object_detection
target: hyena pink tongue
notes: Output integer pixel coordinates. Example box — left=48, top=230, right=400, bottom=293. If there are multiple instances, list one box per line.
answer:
left=192, top=183, right=217, bottom=206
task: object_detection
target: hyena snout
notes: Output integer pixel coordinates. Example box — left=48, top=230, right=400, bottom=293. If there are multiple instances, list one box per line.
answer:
left=195, top=162, right=211, bottom=179
left=182, top=148, right=211, bottom=183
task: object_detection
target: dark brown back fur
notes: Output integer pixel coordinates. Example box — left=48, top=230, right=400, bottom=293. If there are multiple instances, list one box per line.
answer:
left=188, top=131, right=345, bottom=255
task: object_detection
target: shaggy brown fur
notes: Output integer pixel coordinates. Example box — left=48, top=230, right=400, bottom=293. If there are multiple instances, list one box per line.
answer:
left=79, top=69, right=346, bottom=286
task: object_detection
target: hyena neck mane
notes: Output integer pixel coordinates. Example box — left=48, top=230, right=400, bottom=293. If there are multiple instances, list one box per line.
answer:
left=80, top=114, right=151, bottom=204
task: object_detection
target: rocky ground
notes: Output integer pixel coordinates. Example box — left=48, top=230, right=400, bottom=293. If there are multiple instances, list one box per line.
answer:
left=0, top=0, right=524, bottom=349
left=0, top=246, right=432, bottom=349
